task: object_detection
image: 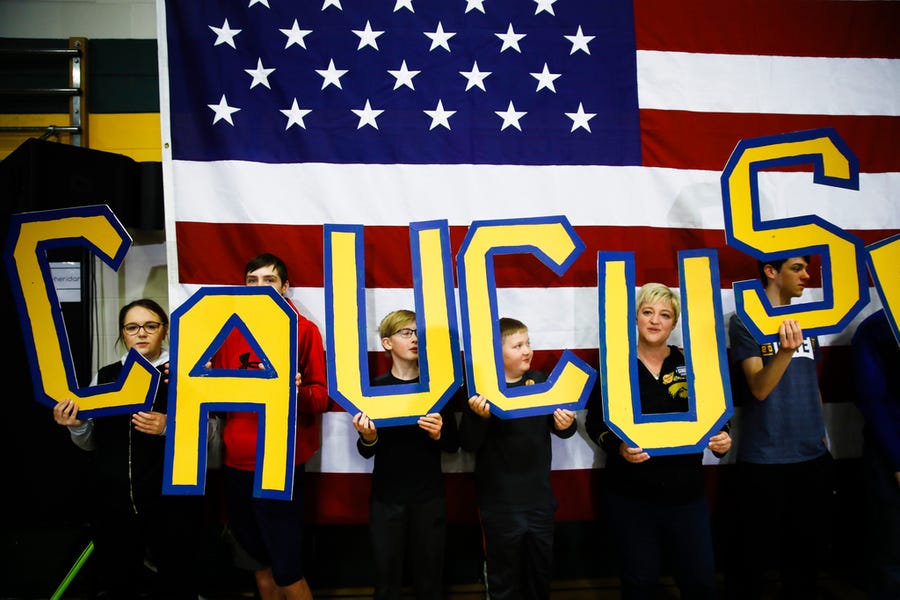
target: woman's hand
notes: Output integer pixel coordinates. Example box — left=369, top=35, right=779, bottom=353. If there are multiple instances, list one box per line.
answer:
left=708, top=430, right=732, bottom=455
left=620, top=443, right=650, bottom=464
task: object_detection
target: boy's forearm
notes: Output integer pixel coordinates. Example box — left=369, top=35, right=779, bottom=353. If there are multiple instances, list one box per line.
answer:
left=744, top=352, right=793, bottom=401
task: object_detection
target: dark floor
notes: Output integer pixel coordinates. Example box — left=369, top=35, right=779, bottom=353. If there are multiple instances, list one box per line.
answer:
left=6, top=415, right=874, bottom=600
left=2, top=460, right=873, bottom=600
left=18, top=573, right=869, bottom=600
left=302, top=573, right=869, bottom=600
left=1, top=521, right=872, bottom=600
left=209, top=572, right=869, bottom=599
left=4, top=539, right=870, bottom=600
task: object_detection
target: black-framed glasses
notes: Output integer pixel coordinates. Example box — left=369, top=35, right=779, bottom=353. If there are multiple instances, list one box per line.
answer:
left=122, top=322, right=163, bottom=335
left=391, top=328, right=418, bottom=339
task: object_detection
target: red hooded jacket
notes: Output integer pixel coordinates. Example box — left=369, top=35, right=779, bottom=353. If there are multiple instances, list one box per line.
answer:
left=213, top=299, right=329, bottom=470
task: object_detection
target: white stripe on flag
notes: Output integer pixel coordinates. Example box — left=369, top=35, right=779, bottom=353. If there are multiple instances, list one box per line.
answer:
left=167, top=284, right=886, bottom=352
left=169, top=161, right=899, bottom=230
left=310, top=404, right=866, bottom=475
left=637, top=51, right=900, bottom=116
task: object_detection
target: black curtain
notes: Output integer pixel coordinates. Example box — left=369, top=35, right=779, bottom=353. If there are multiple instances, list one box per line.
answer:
left=0, top=137, right=163, bottom=526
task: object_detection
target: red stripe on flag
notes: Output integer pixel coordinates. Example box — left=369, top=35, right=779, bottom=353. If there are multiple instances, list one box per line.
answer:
left=306, top=472, right=479, bottom=525
left=176, top=222, right=897, bottom=289
left=308, top=470, right=601, bottom=525
left=551, top=468, right=603, bottom=522
left=635, top=0, right=900, bottom=58
left=306, top=463, right=770, bottom=526
left=641, top=110, right=900, bottom=173
left=305, top=472, right=372, bottom=525
left=307, top=468, right=731, bottom=524
left=361, top=345, right=849, bottom=406
left=175, top=222, right=325, bottom=287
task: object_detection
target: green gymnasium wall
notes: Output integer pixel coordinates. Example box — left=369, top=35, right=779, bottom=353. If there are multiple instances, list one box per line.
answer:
left=0, top=38, right=162, bottom=161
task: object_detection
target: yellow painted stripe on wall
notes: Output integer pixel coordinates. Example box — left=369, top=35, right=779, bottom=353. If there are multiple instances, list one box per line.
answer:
left=1, top=113, right=161, bottom=162
left=91, top=113, right=162, bottom=162
left=0, top=113, right=71, bottom=160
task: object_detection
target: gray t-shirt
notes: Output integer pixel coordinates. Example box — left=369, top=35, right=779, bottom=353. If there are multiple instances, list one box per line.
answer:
left=729, top=314, right=827, bottom=464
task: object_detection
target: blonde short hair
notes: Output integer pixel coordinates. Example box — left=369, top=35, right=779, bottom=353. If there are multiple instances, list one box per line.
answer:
left=635, top=283, right=680, bottom=324
left=378, top=309, right=416, bottom=339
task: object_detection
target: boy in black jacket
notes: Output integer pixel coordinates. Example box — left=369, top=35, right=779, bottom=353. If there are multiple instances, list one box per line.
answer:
left=459, top=317, right=577, bottom=600
left=352, top=309, right=459, bottom=600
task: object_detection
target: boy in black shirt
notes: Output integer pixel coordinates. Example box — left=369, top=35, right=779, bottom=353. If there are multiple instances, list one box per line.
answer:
left=459, top=317, right=577, bottom=600
left=352, top=309, right=459, bottom=600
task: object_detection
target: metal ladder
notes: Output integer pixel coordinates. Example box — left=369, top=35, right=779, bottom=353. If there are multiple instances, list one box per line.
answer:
left=0, top=37, right=88, bottom=147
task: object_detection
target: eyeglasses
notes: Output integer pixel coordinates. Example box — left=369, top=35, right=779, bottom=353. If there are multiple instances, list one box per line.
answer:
left=122, top=322, right=163, bottom=335
left=391, top=328, right=418, bottom=339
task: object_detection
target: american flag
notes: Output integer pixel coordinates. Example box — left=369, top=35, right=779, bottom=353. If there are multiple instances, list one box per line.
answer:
left=164, top=0, right=639, bottom=164
left=157, top=0, right=900, bottom=522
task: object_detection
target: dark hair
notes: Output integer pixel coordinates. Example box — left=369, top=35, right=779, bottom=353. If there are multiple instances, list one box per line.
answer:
left=245, top=253, right=289, bottom=283
left=117, top=298, right=168, bottom=346
left=756, top=255, right=811, bottom=284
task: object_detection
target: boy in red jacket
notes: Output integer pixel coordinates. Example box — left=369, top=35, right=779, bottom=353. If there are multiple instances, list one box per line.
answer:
left=214, top=253, right=329, bottom=600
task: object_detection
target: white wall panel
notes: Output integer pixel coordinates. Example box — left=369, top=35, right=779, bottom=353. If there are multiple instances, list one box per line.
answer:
left=0, top=0, right=155, bottom=39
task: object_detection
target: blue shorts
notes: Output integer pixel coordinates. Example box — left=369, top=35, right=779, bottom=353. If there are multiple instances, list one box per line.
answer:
left=224, top=465, right=306, bottom=586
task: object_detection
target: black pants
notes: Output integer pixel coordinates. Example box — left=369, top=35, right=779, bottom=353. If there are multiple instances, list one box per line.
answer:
left=480, top=503, right=555, bottom=600
left=862, top=440, right=900, bottom=599
left=726, top=453, right=834, bottom=600
left=369, top=495, right=447, bottom=600
left=606, top=492, right=716, bottom=600
left=91, top=491, right=204, bottom=599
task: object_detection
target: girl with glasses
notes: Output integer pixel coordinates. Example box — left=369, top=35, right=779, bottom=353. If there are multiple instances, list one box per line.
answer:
left=52, top=298, right=205, bottom=599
